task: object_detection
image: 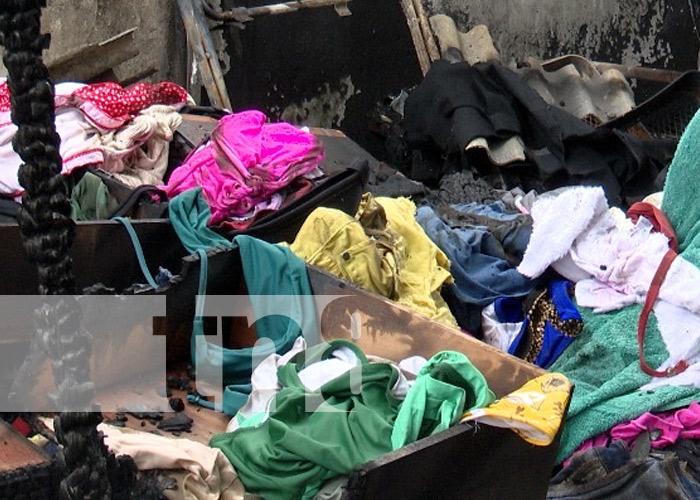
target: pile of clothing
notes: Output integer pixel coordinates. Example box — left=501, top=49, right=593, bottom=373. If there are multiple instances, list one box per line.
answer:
left=163, top=110, right=325, bottom=230
left=157, top=185, right=573, bottom=498
left=0, top=79, right=189, bottom=220
left=14, top=51, right=700, bottom=497
left=362, top=55, right=700, bottom=495
left=0, top=79, right=327, bottom=230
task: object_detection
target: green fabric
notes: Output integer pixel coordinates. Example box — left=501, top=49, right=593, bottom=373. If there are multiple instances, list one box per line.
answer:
left=69, top=172, right=119, bottom=221
left=211, top=341, right=400, bottom=500
left=551, top=306, right=700, bottom=464
left=169, top=188, right=318, bottom=416
left=211, top=346, right=492, bottom=500
left=391, top=351, right=495, bottom=450
left=190, top=235, right=318, bottom=416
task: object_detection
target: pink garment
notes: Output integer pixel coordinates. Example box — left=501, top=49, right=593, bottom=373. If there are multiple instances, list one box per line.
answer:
left=611, top=402, right=700, bottom=446
left=564, top=402, right=700, bottom=467
left=164, top=111, right=324, bottom=224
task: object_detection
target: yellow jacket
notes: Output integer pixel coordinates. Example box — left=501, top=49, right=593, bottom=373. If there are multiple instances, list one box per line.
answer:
left=289, top=194, right=458, bottom=328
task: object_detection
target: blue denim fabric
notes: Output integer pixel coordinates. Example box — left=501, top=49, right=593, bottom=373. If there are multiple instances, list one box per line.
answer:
left=446, top=201, right=532, bottom=260
left=451, top=201, right=522, bottom=221
left=548, top=440, right=700, bottom=499
left=416, top=205, right=535, bottom=307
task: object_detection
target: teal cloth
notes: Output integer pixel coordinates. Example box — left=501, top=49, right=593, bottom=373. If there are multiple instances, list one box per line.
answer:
left=552, top=111, right=700, bottom=464
left=169, top=188, right=318, bottom=416
left=391, top=351, right=495, bottom=450
left=168, top=187, right=233, bottom=253
left=663, top=108, right=700, bottom=265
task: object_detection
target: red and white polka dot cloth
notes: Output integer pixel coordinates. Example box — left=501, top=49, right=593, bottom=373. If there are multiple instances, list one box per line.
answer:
left=0, top=79, right=189, bottom=129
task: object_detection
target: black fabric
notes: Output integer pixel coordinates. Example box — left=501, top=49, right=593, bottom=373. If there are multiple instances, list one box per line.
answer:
left=0, top=198, right=21, bottom=222
left=441, top=284, right=484, bottom=338
left=404, top=61, right=673, bottom=207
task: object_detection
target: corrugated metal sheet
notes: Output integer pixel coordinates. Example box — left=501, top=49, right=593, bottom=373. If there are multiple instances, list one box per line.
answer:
left=428, top=15, right=635, bottom=126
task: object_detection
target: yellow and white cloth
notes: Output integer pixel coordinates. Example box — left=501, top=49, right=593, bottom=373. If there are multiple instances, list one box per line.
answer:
left=461, top=373, right=571, bottom=446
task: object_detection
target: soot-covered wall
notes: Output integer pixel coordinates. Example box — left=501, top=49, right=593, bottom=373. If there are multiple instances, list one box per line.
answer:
left=220, top=0, right=424, bottom=157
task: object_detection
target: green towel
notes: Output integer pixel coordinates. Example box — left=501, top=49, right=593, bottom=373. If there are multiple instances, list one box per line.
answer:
left=663, top=109, right=700, bottom=265
left=551, top=306, right=700, bottom=463
left=554, top=109, right=700, bottom=464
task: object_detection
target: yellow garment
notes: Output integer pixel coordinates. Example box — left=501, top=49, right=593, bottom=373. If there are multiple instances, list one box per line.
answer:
left=460, top=373, right=571, bottom=446
left=289, top=193, right=457, bottom=327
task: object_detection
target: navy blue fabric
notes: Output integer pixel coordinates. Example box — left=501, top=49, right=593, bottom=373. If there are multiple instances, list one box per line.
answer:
left=494, top=297, right=523, bottom=324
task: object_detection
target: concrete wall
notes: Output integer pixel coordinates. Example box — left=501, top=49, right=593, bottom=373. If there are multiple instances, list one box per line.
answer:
left=0, top=0, right=188, bottom=85
left=215, top=0, right=700, bottom=156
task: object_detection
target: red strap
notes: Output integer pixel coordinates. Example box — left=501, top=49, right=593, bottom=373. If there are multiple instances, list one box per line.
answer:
left=628, top=202, right=678, bottom=252
left=637, top=248, right=689, bottom=377
left=628, top=202, right=687, bottom=377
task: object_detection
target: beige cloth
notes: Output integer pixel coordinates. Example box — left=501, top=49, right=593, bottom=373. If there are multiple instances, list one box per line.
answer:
left=92, top=104, right=182, bottom=188
left=644, top=191, right=664, bottom=208
left=99, top=423, right=246, bottom=500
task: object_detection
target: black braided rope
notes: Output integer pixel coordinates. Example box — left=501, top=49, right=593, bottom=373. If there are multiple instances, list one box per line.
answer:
left=0, top=0, right=74, bottom=296
left=0, top=2, right=143, bottom=499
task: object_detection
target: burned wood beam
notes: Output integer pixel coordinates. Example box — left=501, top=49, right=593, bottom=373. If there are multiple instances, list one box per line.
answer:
left=176, top=0, right=232, bottom=110
left=399, top=0, right=431, bottom=75
left=202, top=0, right=353, bottom=24
left=411, top=0, right=440, bottom=63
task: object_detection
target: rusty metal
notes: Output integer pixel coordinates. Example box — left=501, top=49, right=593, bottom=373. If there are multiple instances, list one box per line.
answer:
left=202, top=0, right=353, bottom=24
left=541, top=55, right=683, bottom=84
